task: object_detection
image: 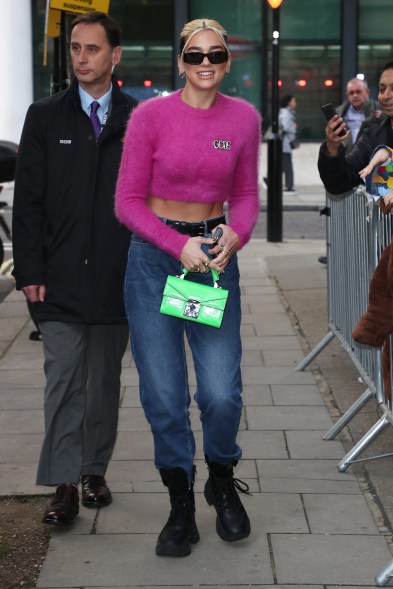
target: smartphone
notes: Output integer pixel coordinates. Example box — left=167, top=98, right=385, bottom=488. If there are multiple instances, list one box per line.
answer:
left=321, top=103, right=347, bottom=137
left=212, top=227, right=223, bottom=242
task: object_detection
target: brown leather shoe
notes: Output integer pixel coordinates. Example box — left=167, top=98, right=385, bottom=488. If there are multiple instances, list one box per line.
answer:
left=43, top=483, right=79, bottom=525
left=81, top=475, right=112, bottom=507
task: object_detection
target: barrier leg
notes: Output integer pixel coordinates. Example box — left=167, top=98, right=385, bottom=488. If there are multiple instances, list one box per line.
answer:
left=375, top=559, right=393, bottom=586
left=323, top=387, right=375, bottom=440
left=337, top=413, right=390, bottom=472
left=295, top=331, right=335, bottom=372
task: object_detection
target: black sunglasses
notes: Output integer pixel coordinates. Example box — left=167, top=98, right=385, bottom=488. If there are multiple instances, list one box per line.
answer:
left=183, top=50, right=229, bottom=65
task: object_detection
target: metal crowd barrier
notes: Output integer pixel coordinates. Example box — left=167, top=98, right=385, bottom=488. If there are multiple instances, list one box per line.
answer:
left=296, top=186, right=393, bottom=466
left=294, top=187, right=393, bottom=585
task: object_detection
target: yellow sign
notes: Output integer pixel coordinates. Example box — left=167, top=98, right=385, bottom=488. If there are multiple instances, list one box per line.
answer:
left=47, top=7, right=61, bottom=37
left=44, top=3, right=62, bottom=65
left=50, top=0, right=110, bottom=14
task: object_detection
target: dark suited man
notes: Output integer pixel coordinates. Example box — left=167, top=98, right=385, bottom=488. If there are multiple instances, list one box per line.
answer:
left=12, top=11, right=138, bottom=525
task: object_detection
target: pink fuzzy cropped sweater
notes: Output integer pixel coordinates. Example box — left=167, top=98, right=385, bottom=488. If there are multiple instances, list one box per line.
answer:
left=115, top=89, right=261, bottom=260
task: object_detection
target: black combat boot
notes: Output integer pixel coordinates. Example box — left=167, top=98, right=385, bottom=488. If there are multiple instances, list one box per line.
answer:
left=204, top=457, right=251, bottom=542
left=156, top=466, right=200, bottom=557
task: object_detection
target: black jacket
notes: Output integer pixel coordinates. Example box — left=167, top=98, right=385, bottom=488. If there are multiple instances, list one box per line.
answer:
left=318, top=117, right=393, bottom=195
left=12, top=77, right=138, bottom=323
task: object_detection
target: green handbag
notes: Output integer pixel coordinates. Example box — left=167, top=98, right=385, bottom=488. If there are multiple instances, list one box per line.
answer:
left=160, top=267, right=229, bottom=328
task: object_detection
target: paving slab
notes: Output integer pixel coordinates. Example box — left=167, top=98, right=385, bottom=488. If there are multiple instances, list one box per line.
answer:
left=246, top=405, right=333, bottom=430
left=0, top=463, right=48, bottom=495
left=241, top=334, right=302, bottom=351
left=271, top=533, right=391, bottom=585
left=0, top=316, right=28, bottom=342
left=286, top=430, right=346, bottom=459
left=37, top=533, right=273, bottom=588
left=0, top=367, right=46, bottom=387
left=0, top=387, right=44, bottom=410
left=242, top=384, right=273, bottom=405
left=303, top=493, right=382, bottom=534
left=262, top=349, right=306, bottom=366
left=271, top=384, right=324, bottom=405
left=0, top=408, right=44, bottom=433
left=256, top=458, right=362, bottom=494
left=0, top=432, right=43, bottom=462
left=241, top=365, right=316, bottom=385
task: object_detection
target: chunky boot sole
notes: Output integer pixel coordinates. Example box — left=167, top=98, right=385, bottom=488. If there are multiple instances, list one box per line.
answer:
left=155, top=523, right=200, bottom=557
left=204, top=484, right=251, bottom=542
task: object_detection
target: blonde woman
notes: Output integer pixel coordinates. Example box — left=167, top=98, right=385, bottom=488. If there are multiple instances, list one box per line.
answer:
left=115, top=18, right=260, bottom=557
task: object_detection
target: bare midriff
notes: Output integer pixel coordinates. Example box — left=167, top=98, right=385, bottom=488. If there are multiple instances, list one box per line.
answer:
left=148, top=196, right=224, bottom=222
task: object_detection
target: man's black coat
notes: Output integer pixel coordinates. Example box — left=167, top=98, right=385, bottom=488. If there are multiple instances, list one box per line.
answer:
left=12, top=77, right=138, bottom=324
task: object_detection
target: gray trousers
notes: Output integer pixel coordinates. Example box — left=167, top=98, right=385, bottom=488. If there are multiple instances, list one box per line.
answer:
left=36, top=321, right=129, bottom=486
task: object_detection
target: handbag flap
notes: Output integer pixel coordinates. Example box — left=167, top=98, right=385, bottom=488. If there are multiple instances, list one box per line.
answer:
left=163, top=276, right=228, bottom=311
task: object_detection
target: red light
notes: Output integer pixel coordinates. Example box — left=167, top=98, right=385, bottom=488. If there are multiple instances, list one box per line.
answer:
left=278, top=80, right=282, bottom=87
left=325, top=79, right=334, bottom=87
left=117, top=80, right=123, bottom=87
left=297, top=79, right=307, bottom=87
left=144, top=80, right=152, bottom=87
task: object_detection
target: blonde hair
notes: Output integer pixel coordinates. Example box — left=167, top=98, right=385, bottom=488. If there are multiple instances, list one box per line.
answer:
left=179, top=18, right=229, bottom=56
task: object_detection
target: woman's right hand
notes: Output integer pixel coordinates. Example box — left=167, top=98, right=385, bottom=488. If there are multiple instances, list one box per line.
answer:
left=21, top=284, right=46, bottom=303
left=180, top=237, right=221, bottom=273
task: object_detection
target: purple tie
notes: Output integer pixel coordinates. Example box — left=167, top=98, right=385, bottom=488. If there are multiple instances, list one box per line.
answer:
left=89, top=101, right=101, bottom=139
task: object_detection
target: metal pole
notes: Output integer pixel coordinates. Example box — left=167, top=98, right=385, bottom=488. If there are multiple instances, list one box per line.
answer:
left=173, top=0, right=190, bottom=90
left=51, top=11, right=69, bottom=95
left=266, top=6, right=282, bottom=242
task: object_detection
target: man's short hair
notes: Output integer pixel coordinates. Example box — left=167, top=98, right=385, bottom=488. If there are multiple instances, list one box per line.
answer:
left=346, top=78, right=368, bottom=90
left=381, top=62, right=393, bottom=77
left=70, top=11, right=122, bottom=48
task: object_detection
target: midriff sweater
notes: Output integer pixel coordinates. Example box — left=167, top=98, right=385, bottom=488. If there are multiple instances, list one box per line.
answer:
left=115, top=89, right=261, bottom=259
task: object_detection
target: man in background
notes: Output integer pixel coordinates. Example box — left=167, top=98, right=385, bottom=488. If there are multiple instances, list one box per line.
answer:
left=336, top=77, right=383, bottom=154
left=12, top=11, right=137, bottom=525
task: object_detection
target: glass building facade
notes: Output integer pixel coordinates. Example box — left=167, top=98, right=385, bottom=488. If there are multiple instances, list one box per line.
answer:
left=32, top=0, right=393, bottom=141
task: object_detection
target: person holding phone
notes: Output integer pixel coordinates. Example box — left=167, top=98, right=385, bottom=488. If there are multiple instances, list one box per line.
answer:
left=115, top=18, right=260, bottom=557
left=318, top=62, right=393, bottom=196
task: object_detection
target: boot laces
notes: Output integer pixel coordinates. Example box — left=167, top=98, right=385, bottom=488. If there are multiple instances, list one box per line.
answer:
left=214, top=476, right=252, bottom=510
left=168, top=494, right=192, bottom=523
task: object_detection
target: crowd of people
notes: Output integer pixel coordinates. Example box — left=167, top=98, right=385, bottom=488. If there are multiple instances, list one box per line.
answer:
left=10, top=5, right=393, bottom=562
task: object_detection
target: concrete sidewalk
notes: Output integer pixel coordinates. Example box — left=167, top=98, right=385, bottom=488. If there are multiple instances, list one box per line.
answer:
left=259, top=183, right=326, bottom=210
left=1, top=237, right=392, bottom=588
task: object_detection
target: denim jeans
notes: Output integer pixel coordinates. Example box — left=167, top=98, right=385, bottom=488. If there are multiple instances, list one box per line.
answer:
left=124, top=233, right=243, bottom=483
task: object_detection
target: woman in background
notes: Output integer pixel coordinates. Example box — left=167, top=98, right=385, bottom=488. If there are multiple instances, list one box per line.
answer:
left=279, top=94, right=298, bottom=192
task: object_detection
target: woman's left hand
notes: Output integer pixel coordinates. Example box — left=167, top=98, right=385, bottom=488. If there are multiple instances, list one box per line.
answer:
left=208, top=224, right=240, bottom=270
left=179, top=225, right=239, bottom=273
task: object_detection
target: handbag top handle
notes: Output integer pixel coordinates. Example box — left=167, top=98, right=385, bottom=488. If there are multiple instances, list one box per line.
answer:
left=180, top=267, right=220, bottom=287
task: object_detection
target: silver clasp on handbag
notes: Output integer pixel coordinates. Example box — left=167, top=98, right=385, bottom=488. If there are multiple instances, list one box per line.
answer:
left=184, top=299, right=200, bottom=318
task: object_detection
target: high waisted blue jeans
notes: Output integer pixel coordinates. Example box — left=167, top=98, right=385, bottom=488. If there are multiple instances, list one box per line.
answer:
left=124, top=234, right=243, bottom=483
